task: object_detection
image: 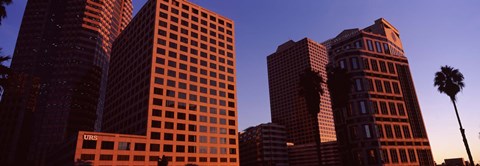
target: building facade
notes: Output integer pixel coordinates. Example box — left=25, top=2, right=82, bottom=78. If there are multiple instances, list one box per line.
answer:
left=70, top=0, right=239, bottom=165
left=0, top=0, right=132, bottom=165
left=327, top=18, right=435, bottom=165
left=239, top=123, right=289, bottom=166
left=267, top=38, right=340, bottom=166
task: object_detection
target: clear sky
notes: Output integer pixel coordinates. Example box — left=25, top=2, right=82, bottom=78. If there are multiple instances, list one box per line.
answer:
left=1, top=0, right=479, bottom=164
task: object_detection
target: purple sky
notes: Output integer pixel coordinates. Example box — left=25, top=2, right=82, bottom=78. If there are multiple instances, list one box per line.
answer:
left=1, top=0, right=479, bottom=163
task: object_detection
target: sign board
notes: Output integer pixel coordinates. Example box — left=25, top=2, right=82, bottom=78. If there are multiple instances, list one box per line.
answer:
left=83, top=135, right=98, bottom=141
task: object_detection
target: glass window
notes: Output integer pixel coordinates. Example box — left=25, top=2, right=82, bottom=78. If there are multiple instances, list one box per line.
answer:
left=134, top=143, right=146, bottom=151
left=118, top=142, right=130, bottom=150
left=101, top=141, right=114, bottom=150
left=367, top=40, right=374, bottom=51
left=82, top=140, right=97, bottom=149
left=364, top=125, right=371, bottom=138
left=359, top=101, right=367, bottom=114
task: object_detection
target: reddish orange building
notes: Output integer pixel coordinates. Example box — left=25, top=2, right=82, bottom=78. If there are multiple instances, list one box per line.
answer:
left=326, top=18, right=435, bottom=165
left=69, top=0, right=239, bottom=165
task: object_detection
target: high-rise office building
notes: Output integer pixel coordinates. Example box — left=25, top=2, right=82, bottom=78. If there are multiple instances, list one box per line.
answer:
left=0, top=0, right=132, bottom=165
left=239, top=123, right=289, bottom=166
left=267, top=38, right=340, bottom=166
left=60, top=0, right=239, bottom=165
left=326, top=18, right=434, bottom=165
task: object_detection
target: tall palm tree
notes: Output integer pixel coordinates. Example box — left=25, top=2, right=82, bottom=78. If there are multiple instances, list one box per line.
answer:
left=0, top=0, right=12, bottom=25
left=299, top=67, right=324, bottom=166
left=434, top=65, right=474, bottom=166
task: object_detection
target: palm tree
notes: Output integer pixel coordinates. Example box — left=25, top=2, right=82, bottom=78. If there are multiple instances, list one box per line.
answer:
left=298, top=67, right=324, bottom=166
left=434, top=65, right=474, bottom=166
left=0, top=0, right=12, bottom=25
left=0, top=48, right=11, bottom=95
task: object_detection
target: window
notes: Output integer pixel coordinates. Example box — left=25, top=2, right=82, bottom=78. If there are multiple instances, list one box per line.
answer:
left=387, top=62, right=395, bottom=74
left=164, top=133, right=174, bottom=140
left=117, top=155, right=130, bottom=161
left=383, top=43, right=390, bottom=54
left=355, top=40, right=363, bottom=48
left=188, top=146, right=196, bottom=153
left=386, top=102, right=396, bottom=115
left=339, top=60, right=346, bottom=69
left=355, top=79, right=363, bottom=91
left=375, top=41, right=383, bottom=53
left=100, top=155, right=113, bottom=161
left=381, top=149, right=390, bottom=163
left=151, top=132, right=161, bottom=140
left=375, top=80, right=383, bottom=92
left=118, top=142, right=130, bottom=150
left=408, top=149, right=417, bottom=162
left=188, top=135, right=197, bottom=142
left=390, top=149, right=399, bottom=163
left=380, top=102, right=388, bottom=115
left=82, top=140, right=97, bottom=149
left=150, top=144, right=160, bottom=152
left=351, top=57, right=359, bottom=69
left=376, top=125, right=383, bottom=138
left=200, top=126, right=207, bottom=132
left=402, top=126, right=411, bottom=138
left=359, top=101, right=367, bottom=114
left=394, top=125, right=402, bottom=138
left=210, top=117, right=217, bottom=124
left=199, top=146, right=207, bottom=153
left=367, top=40, right=374, bottom=51
left=101, top=141, right=114, bottom=150
left=176, top=145, right=185, bottom=153
left=385, top=125, right=393, bottom=138
left=134, top=143, right=146, bottom=151
left=397, top=103, right=406, bottom=116
left=379, top=61, right=387, bottom=73
left=392, top=82, right=401, bottom=94
left=164, top=145, right=173, bottom=152
left=371, top=59, right=378, bottom=71
left=384, top=81, right=392, bottom=93
left=364, top=125, right=371, bottom=138
left=210, top=137, right=217, bottom=144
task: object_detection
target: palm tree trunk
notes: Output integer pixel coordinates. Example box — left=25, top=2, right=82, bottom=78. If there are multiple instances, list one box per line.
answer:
left=451, top=98, right=474, bottom=166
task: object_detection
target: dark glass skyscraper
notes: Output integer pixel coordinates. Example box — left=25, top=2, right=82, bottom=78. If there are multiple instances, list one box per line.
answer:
left=0, top=0, right=132, bottom=165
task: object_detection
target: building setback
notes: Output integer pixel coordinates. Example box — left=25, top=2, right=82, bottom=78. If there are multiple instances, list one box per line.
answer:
left=326, top=18, right=435, bottom=165
left=65, top=0, right=239, bottom=165
left=0, top=0, right=132, bottom=165
left=239, top=123, right=289, bottom=166
left=267, top=38, right=340, bottom=166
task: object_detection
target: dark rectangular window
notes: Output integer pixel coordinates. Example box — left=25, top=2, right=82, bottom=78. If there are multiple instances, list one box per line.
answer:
left=99, top=154, right=113, bottom=161
left=101, top=141, right=114, bottom=150
left=82, top=140, right=97, bottom=149
left=150, top=144, right=160, bottom=152
left=134, top=143, right=146, bottom=151
left=163, top=144, right=173, bottom=152
left=367, top=40, right=374, bottom=51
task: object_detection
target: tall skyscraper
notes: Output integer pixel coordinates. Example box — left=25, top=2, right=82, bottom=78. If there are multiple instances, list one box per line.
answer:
left=0, top=0, right=132, bottom=165
left=326, top=18, right=434, bottom=165
left=60, top=0, right=239, bottom=165
left=267, top=38, right=340, bottom=166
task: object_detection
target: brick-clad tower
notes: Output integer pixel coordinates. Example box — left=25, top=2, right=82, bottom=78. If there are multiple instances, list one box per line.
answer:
left=327, top=18, right=434, bottom=166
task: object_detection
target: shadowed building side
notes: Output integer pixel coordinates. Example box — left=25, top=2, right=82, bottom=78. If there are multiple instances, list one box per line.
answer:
left=267, top=38, right=340, bottom=166
left=326, top=18, right=434, bottom=166
left=0, top=0, right=132, bottom=165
